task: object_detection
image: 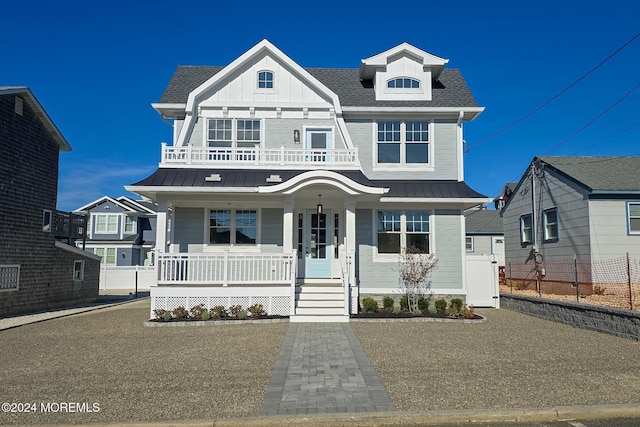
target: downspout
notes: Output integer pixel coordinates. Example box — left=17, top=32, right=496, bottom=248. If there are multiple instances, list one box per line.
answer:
left=457, top=111, right=464, bottom=182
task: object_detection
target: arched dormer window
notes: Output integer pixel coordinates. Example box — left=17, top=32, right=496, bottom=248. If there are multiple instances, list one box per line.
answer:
left=258, top=70, right=274, bottom=89
left=387, top=77, right=420, bottom=89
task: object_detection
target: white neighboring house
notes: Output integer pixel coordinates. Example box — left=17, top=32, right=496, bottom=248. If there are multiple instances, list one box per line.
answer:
left=127, top=40, right=488, bottom=321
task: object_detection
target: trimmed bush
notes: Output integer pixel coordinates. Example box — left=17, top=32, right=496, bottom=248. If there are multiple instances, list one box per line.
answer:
left=189, top=304, right=207, bottom=320
left=172, top=306, right=189, bottom=320
left=362, top=297, right=379, bottom=312
left=211, top=306, right=228, bottom=319
left=238, top=309, right=248, bottom=320
left=247, top=303, right=266, bottom=317
left=382, top=296, right=394, bottom=311
left=418, top=297, right=430, bottom=311
left=434, top=299, right=447, bottom=313
left=449, top=298, right=464, bottom=313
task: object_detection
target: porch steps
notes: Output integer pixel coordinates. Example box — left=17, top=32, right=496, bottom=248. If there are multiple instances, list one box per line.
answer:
left=290, top=281, right=349, bottom=323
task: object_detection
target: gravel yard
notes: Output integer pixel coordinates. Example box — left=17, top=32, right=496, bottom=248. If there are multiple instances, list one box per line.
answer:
left=0, top=299, right=287, bottom=425
left=351, top=308, right=640, bottom=411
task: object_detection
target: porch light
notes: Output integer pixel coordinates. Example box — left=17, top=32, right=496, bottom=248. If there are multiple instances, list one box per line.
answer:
left=317, top=195, right=323, bottom=215
left=293, top=129, right=300, bottom=143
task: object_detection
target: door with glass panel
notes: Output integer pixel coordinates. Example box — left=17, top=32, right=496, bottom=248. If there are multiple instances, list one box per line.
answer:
left=305, top=129, right=332, bottom=163
left=305, top=209, right=332, bottom=278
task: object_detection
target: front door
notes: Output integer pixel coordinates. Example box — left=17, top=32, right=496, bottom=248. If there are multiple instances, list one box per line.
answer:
left=305, top=209, right=332, bottom=278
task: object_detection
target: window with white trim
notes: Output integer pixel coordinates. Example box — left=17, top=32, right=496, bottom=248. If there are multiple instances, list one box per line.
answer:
left=376, top=121, right=429, bottom=164
left=73, top=260, right=84, bottom=281
left=543, top=208, right=558, bottom=241
left=0, top=265, right=20, bottom=291
left=207, top=119, right=261, bottom=148
left=209, top=209, right=257, bottom=245
left=377, top=210, right=430, bottom=254
left=258, top=70, right=274, bottom=88
left=466, top=236, right=474, bottom=252
left=628, top=202, right=640, bottom=234
left=95, top=248, right=117, bottom=265
left=95, top=214, right=118, bottom=234
left=520, top=214, right=533, bottom=244
left=387, top=77, right=420, bottom=89
left=124, top=216, right=136, bottom=234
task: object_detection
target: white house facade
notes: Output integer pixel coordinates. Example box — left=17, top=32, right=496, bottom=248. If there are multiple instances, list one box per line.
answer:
left=127, top=40, right=488, bottom=321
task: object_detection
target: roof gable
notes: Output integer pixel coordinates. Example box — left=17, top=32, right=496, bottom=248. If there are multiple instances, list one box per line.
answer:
left=539, top=156, right=640, bottom=193
left=359, top=42, right=449, bottom=80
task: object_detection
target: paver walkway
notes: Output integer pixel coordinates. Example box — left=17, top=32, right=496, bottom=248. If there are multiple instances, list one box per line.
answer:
left=259, top=323, right=394, bottom=415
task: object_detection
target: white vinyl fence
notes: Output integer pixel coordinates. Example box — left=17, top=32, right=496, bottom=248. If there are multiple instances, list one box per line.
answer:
left=465, top=254, right=500, bottom=308
left=99, top=265, right=156, bottom=290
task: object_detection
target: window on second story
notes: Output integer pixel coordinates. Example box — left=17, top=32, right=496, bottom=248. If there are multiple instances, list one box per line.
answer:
left=520, top=214, right=533, bottom=245
left=387, top=77, right=420, bottom=89
left=377, top=121, right=429, bottom=165
left=124, top=216, right=136, bottom=234
left=207, top=119, right=261, bottom=148
left=627, top=202, right=640, bottom=234
left=543, top=208, right=558, bottom=241
left=95, top=214, right=118, bottom=234
left=258, top=71, right=274, bottom=88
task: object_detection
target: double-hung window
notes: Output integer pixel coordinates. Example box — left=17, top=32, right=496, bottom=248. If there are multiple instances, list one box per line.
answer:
left=124, top=216, right=136, bottom=234
left=466, top=236, right=474, bottom=252
left=628, top=202, right=640, bottom=234
left=376, top=121, right=430, bottom=165
left=95, top=214, right=118, bottom=234
left=520, top=214, right=533, bottom=244
left=73, top=261, right=84, bottom=281
left=209, top=209, right=257, bottom=245
left=377, top=210, right=430, bottom=254
left=543, top=208, right=558, bottom=241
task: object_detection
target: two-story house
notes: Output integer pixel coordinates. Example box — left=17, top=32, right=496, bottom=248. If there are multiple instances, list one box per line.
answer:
left=74, top=195, right=157, bottom=266
left=0, top=87, right=100, bottom=317
left=127, top=40, right=488, bottom=321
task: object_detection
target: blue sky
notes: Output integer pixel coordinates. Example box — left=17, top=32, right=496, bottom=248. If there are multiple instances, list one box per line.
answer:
left=2, top=0, right=639, bottom=211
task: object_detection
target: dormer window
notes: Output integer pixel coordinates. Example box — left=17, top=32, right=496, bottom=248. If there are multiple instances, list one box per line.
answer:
left=387, top=77, right=420, bottom=89
left=258, top=71, right=274, bottom=89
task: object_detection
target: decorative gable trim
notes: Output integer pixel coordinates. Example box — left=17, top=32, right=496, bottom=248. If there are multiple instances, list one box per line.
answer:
left=74, top=195, right=137, bottom=213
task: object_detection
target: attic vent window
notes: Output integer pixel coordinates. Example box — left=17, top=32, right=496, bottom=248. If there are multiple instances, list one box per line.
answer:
left=14, top=97, right=23, bottom=115
left=258, top=71, right=274, bottom=89
left=387, top=77, right=420, bottom=89
left=205, top=174, right=222, bottom=182
left=266, top=174, right=282, bottom=183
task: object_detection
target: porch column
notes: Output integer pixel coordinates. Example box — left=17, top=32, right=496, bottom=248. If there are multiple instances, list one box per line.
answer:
left=283, top=196, right=294, bottom=254
left=155, top=201, right=168, bottom=253
left=345, top=197, right=356, bottom=253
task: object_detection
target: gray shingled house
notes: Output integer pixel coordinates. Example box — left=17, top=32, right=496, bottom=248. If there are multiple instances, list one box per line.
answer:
left=0, top=87, right=100, bottom=317
left=502, top=156, right=640, bottom=289
left=127, top=40, right=489, bottom=321
left=465, top=209, right=504, bottom=267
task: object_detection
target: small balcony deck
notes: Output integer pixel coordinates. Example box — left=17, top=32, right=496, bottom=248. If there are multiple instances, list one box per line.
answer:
left=160, top=144, right=359, bottom=169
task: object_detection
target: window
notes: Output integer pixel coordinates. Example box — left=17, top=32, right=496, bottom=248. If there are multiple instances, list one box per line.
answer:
left=95, top=214, right=118, bottom=234
left=258, top=71, right=274, bottom=88
left=387, top=77, right=420, bottom=89
left=207, top=119, right=261, bottom=148
left=73, top=261, right=84, bottom=281
left=377, top=210, right=430, bottom=254
left=628, top=202, right=640, bottom=234
left=543, top=208, right=558, bottom=241
left=209, top=209, right=257, bottom=245
left=466, top=236, right=474, bottom=252
left=520, top=214, right=533, bottom=244
left=95, top=248, right=116, bottom=265
left=377, top=121, right=429, bottom=164
left=43, top=210, right=52, bottom=232
left=124, top=216, right=136, bottom=234
left=0, top=265, right=20, bottom=291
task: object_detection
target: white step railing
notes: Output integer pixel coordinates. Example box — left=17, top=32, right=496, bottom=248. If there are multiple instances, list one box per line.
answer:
left=161, top=143, right=358, bottom=168
left=156, top=252, right=296, bottom=286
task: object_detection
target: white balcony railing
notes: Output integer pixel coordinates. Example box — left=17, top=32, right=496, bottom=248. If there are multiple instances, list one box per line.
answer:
left=156, top=252, right=296, bottom=286
left=161, top=143, right=359, bottom=168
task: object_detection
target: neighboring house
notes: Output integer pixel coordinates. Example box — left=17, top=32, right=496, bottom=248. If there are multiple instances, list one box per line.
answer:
left=0, top=87, right=100, bottom=317
left=502, top=156, right=640, bottom=291
left=494, top=183, right=516, bottom=210
left=74, top=195, right=157, bottom=266
left=465, top=208, right=505, bottom=266
left=127, top=40, right=488, bottom=321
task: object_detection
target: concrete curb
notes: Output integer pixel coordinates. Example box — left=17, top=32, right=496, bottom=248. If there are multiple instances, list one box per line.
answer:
left=27, top=403, right=640, bottom=426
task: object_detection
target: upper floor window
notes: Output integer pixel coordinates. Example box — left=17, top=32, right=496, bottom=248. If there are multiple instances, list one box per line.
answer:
left=628, top=202, right=640, bottom=234
left=377, top=121, right=429, bottom=164
left=520, top=214, right=533, bottom=245
left=543, top=208, right=558, bottom=241
left=387, top=77, right=420, bottom=89
left=377, top=210, right=430, bottom=254
left=95, top=214, right=118, bottom=234
left=124, top=216, right=136, bottom=234
left=258, top=71, right=274, bottom=89
left=207, top=119, right=261, bottom=148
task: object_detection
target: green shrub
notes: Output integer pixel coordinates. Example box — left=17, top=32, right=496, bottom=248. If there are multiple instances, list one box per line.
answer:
left=417, top=297, right=430, bottom=311
left=238, top=309, right=248, bottom=320
left=153, top=309, right=170, bottom=321
left=229, top=305, right=243, bottom=317
left=393, top=305, right=401, bottom=314
left=247, top=303, right=266, bottom=317
left=189, top=304, right=207, bottom=320
left=211, top=306, right=228, bottom=319
left=449, top=298, right=464, bottom=313
left=172, top=306, right=189, bottom=319
left=382, top=296, right=394, bottom=311
left=201, top=310, right=211, bottom=321
left=399, top=295, right=409, bottom=311
left=434, top=299, right=447, bottom=313
left=412, top=308, right=423, bottom=316
left=362, top=297, right=379, bottom=312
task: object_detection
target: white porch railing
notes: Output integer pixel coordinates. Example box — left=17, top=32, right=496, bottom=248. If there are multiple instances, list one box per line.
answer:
left=161, top=143, right=359, bottom=168
left=156, top=252, right=296, bottom=286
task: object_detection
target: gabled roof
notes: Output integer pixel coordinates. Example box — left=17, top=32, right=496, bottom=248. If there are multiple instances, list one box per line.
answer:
left=0, top=86, right=71, bottom=151
left=74, top=195, right=156, bottom=213
left=359, top=42, right=449, bottom=80
left=465, top=209, right=504, bottom=234
left=538, top=156, right=640, bottom=193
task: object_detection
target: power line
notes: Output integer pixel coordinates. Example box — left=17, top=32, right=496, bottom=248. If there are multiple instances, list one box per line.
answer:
left=569, top=121, right=640, bottom=155
left=467, top=32, right=640, bottom=150
left=541, top=83, right=640, bottom=156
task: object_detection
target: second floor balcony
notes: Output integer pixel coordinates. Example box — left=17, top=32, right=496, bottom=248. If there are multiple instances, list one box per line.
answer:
left=160, top=143, right=359, bottom=169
